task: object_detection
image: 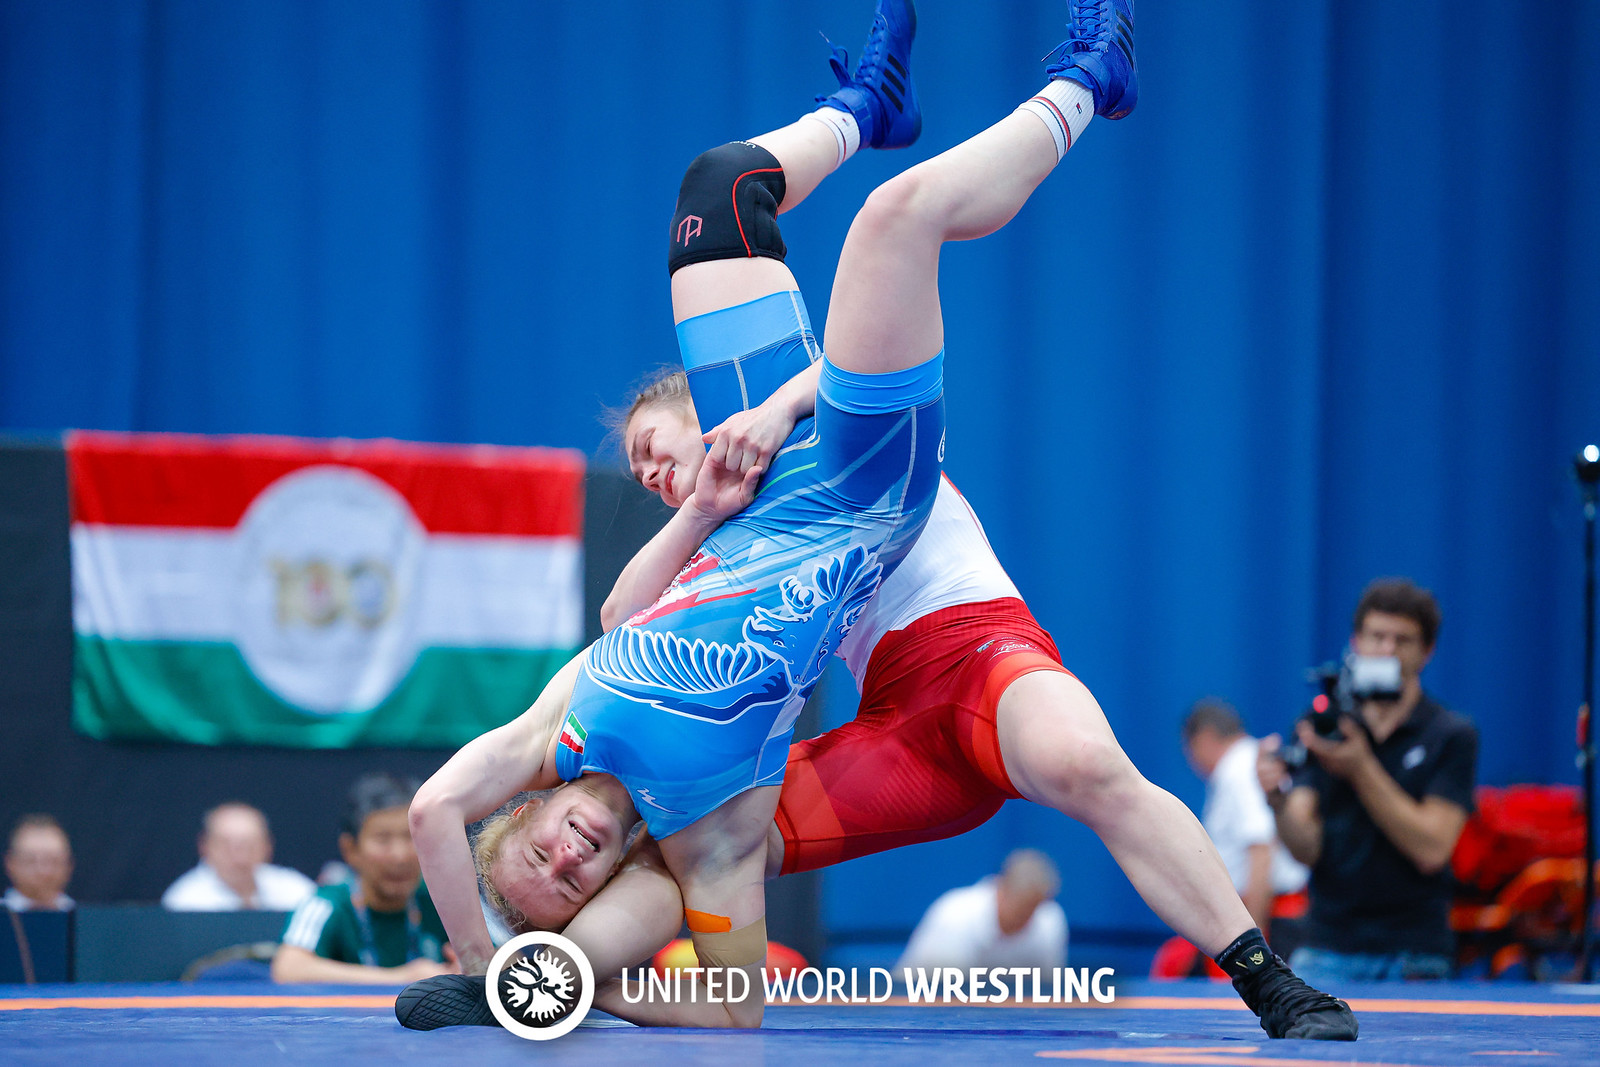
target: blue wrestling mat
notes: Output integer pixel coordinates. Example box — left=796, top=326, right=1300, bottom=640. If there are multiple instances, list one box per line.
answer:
left=2, top=979, right=1598, bottom=1066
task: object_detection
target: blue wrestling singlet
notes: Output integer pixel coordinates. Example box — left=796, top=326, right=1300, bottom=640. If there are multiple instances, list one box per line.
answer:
left=555, top=291, right=945, bottom=836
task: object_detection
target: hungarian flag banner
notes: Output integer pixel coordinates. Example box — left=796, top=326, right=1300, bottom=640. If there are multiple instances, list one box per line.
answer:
left=68, top=431, right=585, bottom=748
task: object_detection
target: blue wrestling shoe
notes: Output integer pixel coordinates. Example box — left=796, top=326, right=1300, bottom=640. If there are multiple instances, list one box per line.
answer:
left=819, top=0, right=921, bottom=149
left=1044, top=0, right=1138, bottom=119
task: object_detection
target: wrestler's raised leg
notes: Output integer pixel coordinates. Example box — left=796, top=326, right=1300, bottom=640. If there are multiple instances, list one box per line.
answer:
left=821, top=0, right=1132, bottom=376
left=643, top=1, right=926, bottom=1028
left=669, top=0, right=921, bottom=323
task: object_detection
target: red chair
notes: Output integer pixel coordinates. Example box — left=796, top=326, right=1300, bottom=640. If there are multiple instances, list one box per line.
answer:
left=1450, top=783, right=1594, bottom=980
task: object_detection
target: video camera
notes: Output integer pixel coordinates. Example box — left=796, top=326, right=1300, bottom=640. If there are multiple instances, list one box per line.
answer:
left=1280, top=653, right=1402, bottom=769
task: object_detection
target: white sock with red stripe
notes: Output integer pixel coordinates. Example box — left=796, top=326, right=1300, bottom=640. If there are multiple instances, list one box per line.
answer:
left=1016, top=79, right=1093, bottom=163
left=802, top=105, right=862, bottom=168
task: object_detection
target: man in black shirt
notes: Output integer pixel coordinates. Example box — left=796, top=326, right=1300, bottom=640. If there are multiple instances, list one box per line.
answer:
left=1258, top=579, right=1478, bottom=982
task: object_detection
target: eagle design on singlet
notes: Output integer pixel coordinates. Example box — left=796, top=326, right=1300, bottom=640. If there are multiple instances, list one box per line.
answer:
left=584, top=544, right=881, bottom=723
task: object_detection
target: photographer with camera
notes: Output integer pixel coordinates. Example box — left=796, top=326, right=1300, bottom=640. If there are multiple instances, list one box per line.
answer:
left=1257, top=579, right=1478, bottom=982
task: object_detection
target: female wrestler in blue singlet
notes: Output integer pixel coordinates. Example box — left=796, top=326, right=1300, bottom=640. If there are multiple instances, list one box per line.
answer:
left=407, top=0, right=1151, bottom=1030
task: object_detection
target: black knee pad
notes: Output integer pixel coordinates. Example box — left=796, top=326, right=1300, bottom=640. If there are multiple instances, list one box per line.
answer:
left=668, top=141, right=788, bottom=274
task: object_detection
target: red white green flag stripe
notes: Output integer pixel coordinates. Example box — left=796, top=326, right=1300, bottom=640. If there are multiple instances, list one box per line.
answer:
left=557, top=711, right=587, bottom=757
left=69, top=431, right=585, bottom=748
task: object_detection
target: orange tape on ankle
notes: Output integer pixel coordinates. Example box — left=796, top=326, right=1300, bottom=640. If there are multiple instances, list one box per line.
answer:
left=685, top=909, right=732, bottom=934
left=692, top=918, right=768, bottom=970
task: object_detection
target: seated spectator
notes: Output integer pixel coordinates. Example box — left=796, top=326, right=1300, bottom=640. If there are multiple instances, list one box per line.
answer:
left=163, top=802, right=316, bottom=911
left=896, top=849, right=1067, bottom=973
left=1182, top=699, right=1309, bottom=938
left=272, top=772, right=454, bottom=984
left=3, top=814, right=74, bottom=912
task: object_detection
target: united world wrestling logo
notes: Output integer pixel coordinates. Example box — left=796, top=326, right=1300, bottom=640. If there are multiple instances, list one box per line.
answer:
left=485, top=931, right=595, bottom=1041
left=503, top=950, right=574, bottom=1022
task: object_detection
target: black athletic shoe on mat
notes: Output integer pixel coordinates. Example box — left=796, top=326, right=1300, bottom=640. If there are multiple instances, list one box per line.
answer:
left=1231, top=954, right=1359, bottom=1040
left=395, top=973, right=498, bottom=1030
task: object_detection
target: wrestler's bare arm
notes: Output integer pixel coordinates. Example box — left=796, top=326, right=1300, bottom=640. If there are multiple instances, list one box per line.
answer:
left=558, top=818, right=791, bottom=1026
left=601, top=360, right=823, bottom=633
left=560, top=838, right=687, bottom=981
left=599, top=499, right=728, bottom=632
left=574, top=865, right=766, bottom=1028
left=409, top=655, right=582, bottom=973
left=645, top=786, right=778, bottom=1028
left=572, top=824, right=773, bottom=1029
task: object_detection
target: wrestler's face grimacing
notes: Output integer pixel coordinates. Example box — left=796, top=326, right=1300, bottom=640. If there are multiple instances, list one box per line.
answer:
left=626, top=401, right=704, bottom=509
left=491, top=783, right=628, bottom=930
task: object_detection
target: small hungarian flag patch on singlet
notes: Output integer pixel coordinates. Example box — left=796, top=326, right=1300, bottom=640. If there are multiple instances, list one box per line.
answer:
left=558, top=712, right=587, bottom=757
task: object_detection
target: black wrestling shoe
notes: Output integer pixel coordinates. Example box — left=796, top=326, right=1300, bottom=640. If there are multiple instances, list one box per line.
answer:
left=395, top=973, right=498, bottom=1031
left=1231, top=954, right=1359, bottom=1040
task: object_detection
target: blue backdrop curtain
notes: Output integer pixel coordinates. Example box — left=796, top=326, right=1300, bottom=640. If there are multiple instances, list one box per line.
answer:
left=4, top=0, right=1597, bottom=939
